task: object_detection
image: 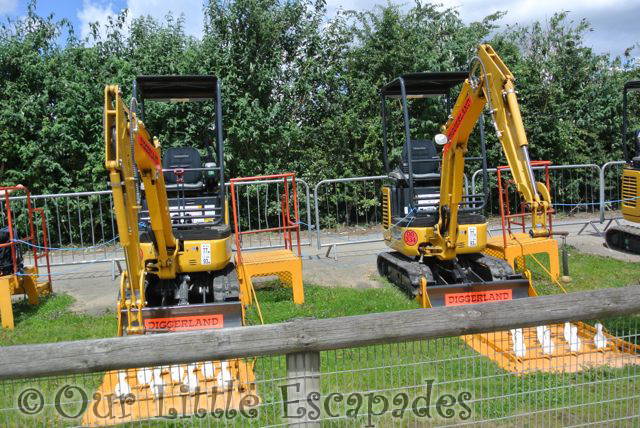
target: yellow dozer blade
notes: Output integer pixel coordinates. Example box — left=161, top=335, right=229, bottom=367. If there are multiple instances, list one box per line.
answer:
left=451, top=236, right=640, bottom=373
left=462, top=322, right=640, bottom=373
left=83, top=301, right=258, bottom=426
left=82, top=359, right=256, bottom=426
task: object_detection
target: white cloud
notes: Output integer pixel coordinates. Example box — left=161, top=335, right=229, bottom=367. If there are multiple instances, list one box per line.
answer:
left=437, top=0, right=640, bottom=56
left=436, top=0, right=634, bottom=24
left=76, top=0, right=638, bottom=56
left=77, top=1, right=119, bottom=40
left=127, top=0, right=205, bottom=38
left=77, top=0, right=205, bottom=40
left=324, top=0, right=640, bottom=56
left=0, top=0, right=17, bottom=15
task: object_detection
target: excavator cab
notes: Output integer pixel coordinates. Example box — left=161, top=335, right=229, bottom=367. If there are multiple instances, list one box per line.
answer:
left=605, top=80, right=640, bottom=252
left=381, top=73, right=489, bottom=233
left=135, top=76, right=227, bottom=228
left=377, top=70, right=533, bottom=307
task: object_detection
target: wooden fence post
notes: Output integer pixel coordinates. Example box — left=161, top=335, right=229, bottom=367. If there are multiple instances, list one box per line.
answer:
left=285, top=351, right=321, bottom=427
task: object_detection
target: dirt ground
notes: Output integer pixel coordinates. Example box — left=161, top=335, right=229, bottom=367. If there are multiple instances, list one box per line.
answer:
left=40, top=216, right=640, bottom=315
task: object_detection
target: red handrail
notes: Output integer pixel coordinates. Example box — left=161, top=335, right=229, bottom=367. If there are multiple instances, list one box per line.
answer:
left=0, top=186, right=51, bottom=280
left=230, top=173, right=301, bottom=264
left=496, top=161, right=554, bottom=247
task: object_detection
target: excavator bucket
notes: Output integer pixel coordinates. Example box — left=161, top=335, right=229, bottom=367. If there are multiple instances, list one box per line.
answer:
left=462, top=322, right=640, bottom=373
left=82, top=302, right=258, bottom=426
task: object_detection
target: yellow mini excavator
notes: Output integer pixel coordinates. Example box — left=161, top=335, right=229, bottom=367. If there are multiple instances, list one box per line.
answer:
left=378, top=44, right=550, bottom=306
left=105, top=75, right=240, bottom=335
left=84, top=76, right=254, bottom=425
left=605, top=80, right=640, bottom=253
left=378, top=46, right=640, bottom=374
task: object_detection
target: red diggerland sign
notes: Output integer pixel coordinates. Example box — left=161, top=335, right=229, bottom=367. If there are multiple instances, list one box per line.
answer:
left=136, top=134, right=161, bottom=169
left=143, top=314, right=224, bottom=332
left=444, top=289, right=513, bottom=307
left=443, top=95, right=473, bottom=156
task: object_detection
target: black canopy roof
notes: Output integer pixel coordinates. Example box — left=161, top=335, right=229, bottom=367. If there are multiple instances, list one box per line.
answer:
left=381, top=72, right=468, bottom=98
left=625, top=80, right=640, bottom=92
left=136, top=75, right=218, bottom=101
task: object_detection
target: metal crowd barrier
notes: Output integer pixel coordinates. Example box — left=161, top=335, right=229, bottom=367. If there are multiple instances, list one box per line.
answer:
left=1, top=180, right=312, bottom=275
left=0, top=161, right=629, bottom=269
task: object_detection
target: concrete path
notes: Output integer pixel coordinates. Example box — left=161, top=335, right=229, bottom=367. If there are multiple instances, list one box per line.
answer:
left=43, top=217, right=640, bottom=315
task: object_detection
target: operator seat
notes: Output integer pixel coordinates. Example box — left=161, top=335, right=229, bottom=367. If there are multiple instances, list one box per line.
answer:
left=389, top=140, right=441, bottom=226
left=163, top=147, right=205, bottom=192
left=389, top=139, right=485, bottom=227
left=389, top=139, right=440, bottom=185
left=139, top=146, right=230, bottom=243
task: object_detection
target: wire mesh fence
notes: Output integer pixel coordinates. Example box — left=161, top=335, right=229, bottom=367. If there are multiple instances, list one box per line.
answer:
left=1, top=313, right=639, bottom=427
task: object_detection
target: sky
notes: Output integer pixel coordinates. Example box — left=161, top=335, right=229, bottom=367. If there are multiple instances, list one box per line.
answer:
left=0, top=0, right=638, bottom=58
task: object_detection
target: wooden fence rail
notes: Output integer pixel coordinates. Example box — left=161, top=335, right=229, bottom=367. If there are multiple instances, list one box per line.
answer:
left=1, top=286, right=639, bottom=380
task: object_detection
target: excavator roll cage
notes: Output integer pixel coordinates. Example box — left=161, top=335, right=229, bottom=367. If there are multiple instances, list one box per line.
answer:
left=135, top=75, right=227, bottom=227
left=380, top=71, right=489, bottom=236
left=105, top=75, right=240, bottom=336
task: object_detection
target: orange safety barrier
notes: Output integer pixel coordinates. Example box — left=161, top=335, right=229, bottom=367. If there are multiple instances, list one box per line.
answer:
left=487, top=161, right=560, bottom=280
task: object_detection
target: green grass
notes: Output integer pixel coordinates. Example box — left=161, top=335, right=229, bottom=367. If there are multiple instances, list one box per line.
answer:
left=2, top=249, right=640, bottom=426
left=0, top=294, right=114, bottom=427
left=0, top=293, right=115, bottom=346
left=245, top=282, right=418, bottom=325
left=525, top=246, right=640, bottom=294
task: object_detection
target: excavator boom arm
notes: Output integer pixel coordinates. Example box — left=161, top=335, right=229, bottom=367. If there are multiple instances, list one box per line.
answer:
left=436, top=45, right=551, bottom=258
left=104, top=85, right=180, bottom=332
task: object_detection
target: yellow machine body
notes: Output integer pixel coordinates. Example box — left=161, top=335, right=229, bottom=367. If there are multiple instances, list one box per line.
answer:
left=0, top=186, right=53, bottom=330
left=0, top=268, right=51, bottom=329
left=382, top=210, right=488, bottom=257
left=408, top=45, right=549, bottom=261
left=604, top=81, right=640, bottom=254
left=621, top=166, right=640, bottom=222
left=377, top=45, right=550, bottom=307
left=137, top=237, right=231, bottom=274
left=105, top=84, right=240, bottom=335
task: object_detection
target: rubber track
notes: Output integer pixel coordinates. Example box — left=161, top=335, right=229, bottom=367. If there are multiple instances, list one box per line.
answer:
left=378, top=251, right=520, bottom=297
left=377, top=252, right=433, bottom=296
left=467, top=253, right=516, bottom=280
left=213, top=262, right=240, bottom=302
left=605, top=224, right=640, bottom=255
